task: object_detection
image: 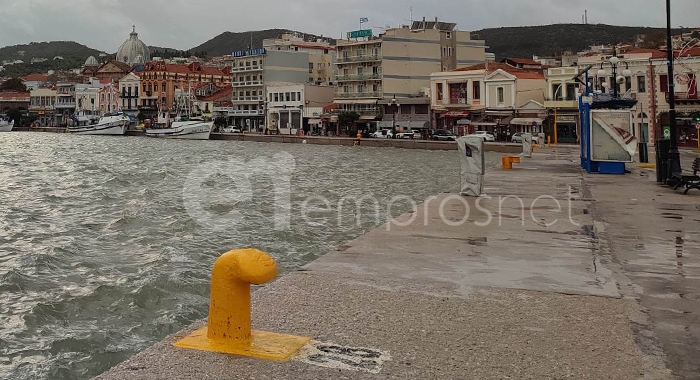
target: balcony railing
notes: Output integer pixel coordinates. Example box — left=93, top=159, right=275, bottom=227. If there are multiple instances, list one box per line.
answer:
left=54, top=102, right=76, bottom=108
left=335, top=54, right=382, bottom=64
left=334, top=91, right=382, bottom=99
left=232, top=96, right=264, bottom=102
left=335, top=73, right=382, bottom=82
left=56, top=91, right=75, bottom=97
left=29, top=105, right=54, bottom=111
left=232, top=80, right=263, bottom=87
left=230, top=66, right=263, bottom=72
left=335, top=108, right=380, bottom=115
left=226, top=109, right=264, bottom=116
left=667, top=92, right=700, bottom=103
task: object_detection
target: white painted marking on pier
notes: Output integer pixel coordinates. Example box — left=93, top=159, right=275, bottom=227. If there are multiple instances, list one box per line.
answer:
left=294, top=340, right=391, bottom=374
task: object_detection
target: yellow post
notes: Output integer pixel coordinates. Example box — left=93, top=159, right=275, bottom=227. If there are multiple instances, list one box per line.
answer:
left=174, top=248, right=311, bottom=361
left=554, top=106, right=559, bottom=145
left=547, top=135, right=551, bottom=148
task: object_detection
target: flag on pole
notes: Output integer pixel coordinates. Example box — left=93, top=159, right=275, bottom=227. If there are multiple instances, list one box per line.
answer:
left=360, top=17, right=369, bottom=24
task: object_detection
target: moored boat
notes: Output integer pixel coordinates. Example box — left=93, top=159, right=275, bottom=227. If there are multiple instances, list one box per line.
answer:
left=144, top=83, right=212, bottom=140
left=0, top=116, right=14, bottom=132
left=68, top=111, right=129, bottom=135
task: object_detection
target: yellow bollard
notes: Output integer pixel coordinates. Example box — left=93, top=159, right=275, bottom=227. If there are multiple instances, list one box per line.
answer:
left=547, top=135, right=551, bottom=148
left=174, top=248, right=311, bottom=361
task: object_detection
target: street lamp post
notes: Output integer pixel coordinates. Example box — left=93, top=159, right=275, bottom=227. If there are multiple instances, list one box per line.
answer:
left=666, top=0, right=682, bottom=177
left=389, top=95, right=400, bottom=139
left=597, top=47, right=632, bottom=98
left=553, top=83, right=564, bottom=144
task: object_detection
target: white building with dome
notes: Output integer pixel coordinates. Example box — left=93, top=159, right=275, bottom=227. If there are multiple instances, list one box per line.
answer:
left=116, top=26, right=150, bottom=66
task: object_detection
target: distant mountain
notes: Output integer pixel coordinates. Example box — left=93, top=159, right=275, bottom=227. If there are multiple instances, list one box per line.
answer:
left=189, top=29, right=333, bottom=57
left=0, top=41, right=102, bottom=62
left=471, top=24, right=687, bottom=60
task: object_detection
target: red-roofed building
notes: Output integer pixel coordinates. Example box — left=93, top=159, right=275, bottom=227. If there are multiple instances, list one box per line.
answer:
left=430, top=61, right=547, bottom=136
left=199, top=85, right=233, bottom=120
left=138, top=61, right=231, bottom=112
left=0, top=91, right=30, bottom=111
left=501, top=57, right=545, bottom=70
left=21, top=74, right=54, bottom=90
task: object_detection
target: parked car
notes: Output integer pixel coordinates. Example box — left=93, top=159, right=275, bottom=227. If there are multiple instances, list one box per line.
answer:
left=472, top=130, right=496, bottom=142
left=372, top=129, right=394, bottom=139
left=396, top=130, right=418, bottom=139
left=432, top=129, right=456, bottom=141
left=222, top=126, right=242, bottom=133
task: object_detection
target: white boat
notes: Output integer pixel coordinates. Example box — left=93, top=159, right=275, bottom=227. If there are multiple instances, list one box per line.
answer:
left=145, top=84, right=212, bottom=140
left=0, top=116, right=14, bottom=132
left=68, top=111, right=129, bottom=135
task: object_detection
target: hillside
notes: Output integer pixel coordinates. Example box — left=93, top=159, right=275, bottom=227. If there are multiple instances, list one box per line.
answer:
left=0, top=41, right=102, bottom=62
left=471, top=24, right=685, bottom=60
left=189, top=29, right=333, bottom=56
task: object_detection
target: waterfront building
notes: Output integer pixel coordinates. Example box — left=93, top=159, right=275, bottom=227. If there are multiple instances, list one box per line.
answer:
left=220, top=48, right=310, bottom=131
left=55, top=83, right=77, bottom=125
left=98, top=83, right=120, bottom=115
left=263, top=32, right=336, bottom=85
left=0, top=91, right=30, bottom=112
left=429, top=62, right=546, bottom=137
left=28, top=88, right=57, bottom=126
left=334, top=18, right=486, bottom=132
left=118, top=72, right=141, bottom=115
left=544, top=66, right=581, bottom=143
left=21, top=74, right=54, bottom=91
left=199, top=85, right=233, bottom=121
left=116, top=26, right=151, bottom=66
left=265, top=83, right=334, bottom=134
left=82, top=60, right=132, bottom=84
left=137, top=61, right=230, bottom=114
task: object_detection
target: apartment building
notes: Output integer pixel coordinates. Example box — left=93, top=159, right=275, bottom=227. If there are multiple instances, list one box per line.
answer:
left=221, top=48, right=310, bottom=131
left=55, top=83, right=77, bottom=125
left=138, top=61, right=230, bottom=113
left=98, top=83, right=120, bottom=114
left=334, top=18, right=486, bottom=131
left=263, top=32, right=336, bottom=85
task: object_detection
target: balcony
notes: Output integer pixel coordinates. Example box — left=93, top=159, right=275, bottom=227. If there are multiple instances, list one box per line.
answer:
left=230, top=65, right=263, bottom=73
left=544, top=98, right=579, bottom=109
left=335, top=73, right=382, bottom=82
left=441, top=98, right=482, bottom=108
left=334, top=91, right=382, bottom=99
left=666, top=92, right=700, bottom=104
left=335, top=54, right=382, bottom=64
left=232, top=95, right=264, bottom=103
left=232, top=80, right=263, bottom=87
left=29, top=105, right=54, bottom=111
left=56, top=91, right=75, bottom=97
left=226, top=109, right=264, bottom=116
left=54, top=102, right=76, bottom=109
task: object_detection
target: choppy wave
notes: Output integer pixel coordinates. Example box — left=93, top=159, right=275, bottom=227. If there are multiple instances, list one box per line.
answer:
left=0, top=133, right=461, bottom=379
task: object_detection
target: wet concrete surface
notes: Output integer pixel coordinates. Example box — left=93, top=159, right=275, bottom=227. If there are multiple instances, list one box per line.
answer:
left=97, top=146, right=698, bottom=379
left=585, top=151, right=700, bottom=379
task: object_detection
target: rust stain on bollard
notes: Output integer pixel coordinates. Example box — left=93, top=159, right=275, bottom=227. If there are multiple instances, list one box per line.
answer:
left=174, top=248, right=311, bottom=361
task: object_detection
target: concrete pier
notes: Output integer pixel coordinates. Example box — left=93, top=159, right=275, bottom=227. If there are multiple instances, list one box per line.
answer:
left=96, top=146, right=699, bottom=379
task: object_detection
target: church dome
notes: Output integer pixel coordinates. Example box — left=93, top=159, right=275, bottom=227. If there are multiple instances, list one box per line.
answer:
left=116, top=26, right=150, bottom=66
left=84, top=56, right=99, bottom=67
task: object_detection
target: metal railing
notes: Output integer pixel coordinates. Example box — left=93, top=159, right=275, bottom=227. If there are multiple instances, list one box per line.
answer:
left=335, top=91, right=382, bottom=98
left=232, top=80, right=263, bottom=87
left=335, top=54, right=382, bottom=64
left=230, top=66, right=263, bottom=72
left=232, top=96, right=264, bottom=102
left=226, top=109, right=264, bottom=116
left=335, top=73, right=382, bottom=81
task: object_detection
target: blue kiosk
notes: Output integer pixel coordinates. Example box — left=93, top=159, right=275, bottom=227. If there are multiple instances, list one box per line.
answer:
left=578, top=67, right=638, bottom=175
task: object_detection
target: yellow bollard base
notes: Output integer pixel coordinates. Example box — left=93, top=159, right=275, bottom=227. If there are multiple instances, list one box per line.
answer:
left=174, top=327, right=312, bottom=361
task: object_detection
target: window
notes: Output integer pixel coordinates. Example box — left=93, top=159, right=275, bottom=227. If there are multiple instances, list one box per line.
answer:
left=625, top=77, right=632, bottom=93
left=400, top=104, right=412, bottom=114
left=448, top=47, right=453, bottom=56
left=318, top=63, right=324, bottom=69
left=269, top=93, right=273, bottom=102
left=358, top=85, right=365, bottom=93
left=637, top=75, right=647, bottom=93
left=660, top=74, right=669, bottom=93
left=436, top=83, right=443, bottom=101
left=446, top=32, right=452, bottom=39
left=415, top=104, right=429, bottom=114
left=497, top=87, right=505, bottom=104
left=291, top=92, right=296, bottom=101
left=473, top=81, right=480, bottom=100
left=309, top=63, right=313, bottom=73
left=285, top=92, right=290, bottom=101
left=343, top=85, right=350, bottom=93
left=357, top=67, right=363, bottom=76
left=442, top=47, right=447, bottom=56
left=162, top=83, right=166, bottom=92
left=297, top=92, right=301, bottom=100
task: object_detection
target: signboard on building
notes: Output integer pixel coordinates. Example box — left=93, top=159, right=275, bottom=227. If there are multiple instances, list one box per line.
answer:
left=590, top=110, right=636, bottom=163
left=347, top=29, right=372, bottom=39
left=232, top=48, right=267, bottom=58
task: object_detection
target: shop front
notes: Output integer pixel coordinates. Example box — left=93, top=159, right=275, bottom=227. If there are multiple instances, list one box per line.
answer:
left=554, top=113, right=579, bottom=143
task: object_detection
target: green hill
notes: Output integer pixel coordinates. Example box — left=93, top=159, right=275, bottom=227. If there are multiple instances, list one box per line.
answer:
left=0, top=41, right=102, bottom=62
left=189, top=29, right=333, bottom=57
left=471, top=24, right=686, bottom=60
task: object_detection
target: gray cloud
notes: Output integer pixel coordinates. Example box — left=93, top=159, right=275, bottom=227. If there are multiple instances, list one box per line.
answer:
left=0, top=0, right=698, bottom=52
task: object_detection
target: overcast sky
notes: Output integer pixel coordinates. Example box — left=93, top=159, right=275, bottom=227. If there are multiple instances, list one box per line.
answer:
left=0, top=0, right=699, bottom=52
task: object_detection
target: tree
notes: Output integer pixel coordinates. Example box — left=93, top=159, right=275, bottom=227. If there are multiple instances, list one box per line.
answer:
left=6, top=108, right=23, bottom=125
left=337, top=111, right=360, bottom=136
left=214, top=116, right=227, bottom=127
left=137, top=111, right=148, bottom=121
left=0, top=78, right=27, bottom=92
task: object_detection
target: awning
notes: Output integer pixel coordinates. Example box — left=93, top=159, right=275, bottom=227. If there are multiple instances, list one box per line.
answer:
left=471, top=122, right=497, bottom=126
left=510, top=117, right=545, bottom=126
left=456, top=119, right=471, bottom=125
left=308, top=118, right=322, bottom=125
left=359, top=115, right=378, bottom=120
left=441, top=111, right=470, bottom=118
left=334, top=99, right=378, bottom=105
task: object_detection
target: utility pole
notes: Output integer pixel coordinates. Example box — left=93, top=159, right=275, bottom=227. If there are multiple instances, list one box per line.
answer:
left=666, top=0, right=682, bottom=177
